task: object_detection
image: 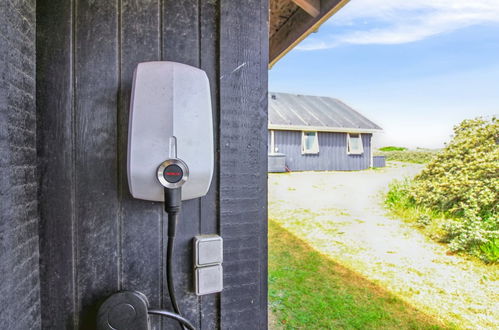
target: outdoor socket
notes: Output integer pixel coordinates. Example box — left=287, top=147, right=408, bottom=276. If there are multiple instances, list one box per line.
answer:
left=194, top=235, right=223, bottom=295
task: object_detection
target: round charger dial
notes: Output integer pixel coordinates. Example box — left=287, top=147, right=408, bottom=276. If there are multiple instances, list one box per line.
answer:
left=163, top=164, right=183, bottom=183
left=157, top=159, right=189, bottom=189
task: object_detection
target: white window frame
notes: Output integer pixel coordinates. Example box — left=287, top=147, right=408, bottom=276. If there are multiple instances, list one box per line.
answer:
left=301, top=131, right=319, bottom=154
left=270, top=130, right=278, bottom=154
left=347, top=133, right=364, bottom=155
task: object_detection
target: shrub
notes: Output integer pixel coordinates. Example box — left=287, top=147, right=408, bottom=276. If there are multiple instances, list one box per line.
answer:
left=411, top=118, right=498, bottom=219
left=417, top=214, right=432, bottom=227
left=386, top=117, right=499, bottom=263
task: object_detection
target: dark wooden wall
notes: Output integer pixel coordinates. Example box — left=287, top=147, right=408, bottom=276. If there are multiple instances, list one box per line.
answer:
left=36, top=0, right=268, bottom=329
left=270, top=131, right=372, bottom=171
left=0, top=0, right=41, bottom=329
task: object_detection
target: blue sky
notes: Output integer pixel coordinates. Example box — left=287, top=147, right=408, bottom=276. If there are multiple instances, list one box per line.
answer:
left=269, top=0, right=499, bottom=148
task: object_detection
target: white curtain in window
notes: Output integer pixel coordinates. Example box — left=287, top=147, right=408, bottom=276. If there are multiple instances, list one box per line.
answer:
left=348, top=133, right=363, bottom=154
left=302, top=131, right=319, bottom=154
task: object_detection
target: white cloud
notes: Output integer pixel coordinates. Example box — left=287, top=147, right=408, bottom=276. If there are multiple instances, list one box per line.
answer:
left=297, top=0, right=499, bottom=50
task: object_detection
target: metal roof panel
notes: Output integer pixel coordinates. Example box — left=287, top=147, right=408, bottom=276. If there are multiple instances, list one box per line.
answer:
left=268, top=92, right=382, bottom=131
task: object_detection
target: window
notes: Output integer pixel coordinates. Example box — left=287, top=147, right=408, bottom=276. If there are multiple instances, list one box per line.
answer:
left=347, top=133, right=363, bottom=154
left=301, top=131, right=319, bottom=154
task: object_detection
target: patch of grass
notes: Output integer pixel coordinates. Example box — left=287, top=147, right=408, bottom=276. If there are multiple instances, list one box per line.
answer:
left=375, top=149, right=440, bottom=164
left=322, top=207, right=350, bottom=217
left=379, top=146, right=407, bottom=152
left=268, top=220, right=449, bottom=330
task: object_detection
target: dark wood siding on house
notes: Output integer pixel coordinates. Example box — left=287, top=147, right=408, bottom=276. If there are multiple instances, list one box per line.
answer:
left=270, top=130, right=372, bottom=171
left=36, top=1, right=268, bottom=329
left=0, top=1, right=40, bottom=329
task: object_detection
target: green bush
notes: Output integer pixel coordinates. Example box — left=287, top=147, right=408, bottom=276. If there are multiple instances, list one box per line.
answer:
left=386, top=117, right=499, bottom=263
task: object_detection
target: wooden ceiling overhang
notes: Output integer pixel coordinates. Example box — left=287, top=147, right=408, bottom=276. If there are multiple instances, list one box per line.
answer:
left=269, top=0, right=350, bottom=67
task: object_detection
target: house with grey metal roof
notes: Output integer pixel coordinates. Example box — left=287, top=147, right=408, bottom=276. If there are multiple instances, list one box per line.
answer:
left=268, top=92, right=383, bottom=172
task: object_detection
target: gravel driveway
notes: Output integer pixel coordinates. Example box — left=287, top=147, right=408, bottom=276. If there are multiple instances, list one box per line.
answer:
left=269, top=162, right=499, bottom=329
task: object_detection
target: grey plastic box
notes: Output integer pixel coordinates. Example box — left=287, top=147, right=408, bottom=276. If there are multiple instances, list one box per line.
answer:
left=195, top=264, right=223, bottom=296
left=194, top=235, right=223, bottom=267
left=193, top=235, right=223, bottom=295
left=268, top=153, right=286, bottom=172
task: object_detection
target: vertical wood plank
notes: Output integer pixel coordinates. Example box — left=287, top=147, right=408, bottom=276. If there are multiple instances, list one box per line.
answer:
left=199, top=0, right=221, bottom=328
left=259, top=0, right=270, bottom=325
left=119, top=1, right=163, bottom=329
left=162, top=0, right=201, bottom=328
left=219, top=0, right=269, bottom=328
left=0, top=0, right=39, bottom=328
left=74, top=0, right=120, bottom=328
left=36, top=1, right=76, bottom=329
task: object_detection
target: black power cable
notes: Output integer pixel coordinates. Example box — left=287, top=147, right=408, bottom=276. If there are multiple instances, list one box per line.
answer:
left=144, top=187, right=195, bottom=330
left=164, top=187, right=189, bottom=330
left=167, top=223, right=181, bottom=315
left=148, top=310, right=195, bottom=330
left=152, top=152, right=193, bottom=330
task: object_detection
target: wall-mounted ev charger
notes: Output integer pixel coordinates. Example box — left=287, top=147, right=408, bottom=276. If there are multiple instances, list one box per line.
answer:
left=98, top=62, right=222, bottom=330
left=127, top=61, right=214, bottom=201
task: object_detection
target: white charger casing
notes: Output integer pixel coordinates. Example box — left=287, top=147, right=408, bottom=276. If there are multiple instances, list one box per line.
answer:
left=127, top=61, right=214, bottom=201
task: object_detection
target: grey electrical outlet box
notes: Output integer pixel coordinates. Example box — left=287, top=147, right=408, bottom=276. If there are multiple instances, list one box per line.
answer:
left=194, top=235, right=223, bottom=295
left=194, top=235, right=223, bottom=267
left=195, top=264, right=223, bottom=296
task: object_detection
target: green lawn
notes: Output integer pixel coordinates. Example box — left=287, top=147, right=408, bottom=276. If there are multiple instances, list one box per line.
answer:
left=268, top=220, right=449, bottom=330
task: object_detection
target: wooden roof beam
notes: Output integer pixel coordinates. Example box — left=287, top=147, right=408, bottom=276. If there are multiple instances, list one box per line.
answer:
left=269, top=0, right=350, bottom=68
left=292, top=0, right=320, bottom=17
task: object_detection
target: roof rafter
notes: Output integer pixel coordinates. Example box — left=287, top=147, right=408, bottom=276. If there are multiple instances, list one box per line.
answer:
left=292, top=0, right=320, bottom=17
left=269, top=0, right=350, bottom=67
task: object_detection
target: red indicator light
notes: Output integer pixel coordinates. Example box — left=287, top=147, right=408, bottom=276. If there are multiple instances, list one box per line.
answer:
left=166, top=172, right=181, bottom=176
